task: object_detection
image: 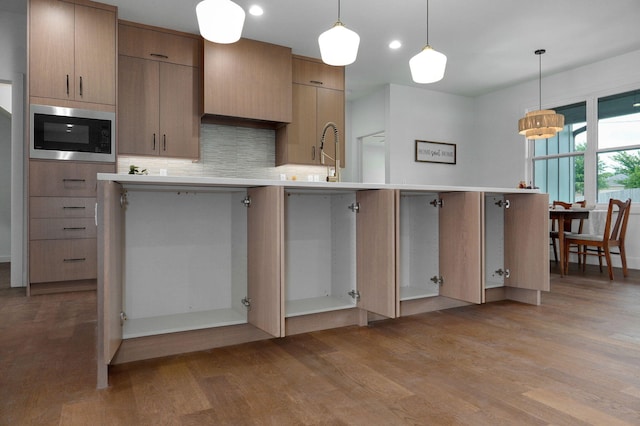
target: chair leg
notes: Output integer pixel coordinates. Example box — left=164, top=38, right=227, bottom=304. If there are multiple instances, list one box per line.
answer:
left=604, top=248, right=614, bottom=280
left=597, top=247, right=603, bottom=272
left=620, top=243, right=628, bottom=278
left=551, top=238, right=558, bottom=264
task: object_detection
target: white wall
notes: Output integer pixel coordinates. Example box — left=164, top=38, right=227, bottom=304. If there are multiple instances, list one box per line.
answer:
left=387, top=84, right=475, bottom=185
left=1, top=6, right=27, bottom=285
left=0, top=106, right=10, bottom=262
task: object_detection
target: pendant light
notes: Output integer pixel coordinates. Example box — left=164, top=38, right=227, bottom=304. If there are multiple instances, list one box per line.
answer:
left=409, top=0, right=447, bottom=84
left=518, top=49, right=564, bottom=139
left=318, top=0, right=360, bottom=66
left=196, top=0, right=245, bottom=44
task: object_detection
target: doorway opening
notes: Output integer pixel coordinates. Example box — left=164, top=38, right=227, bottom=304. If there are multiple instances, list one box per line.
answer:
left=359, top=132, right=386, bottom=184
left=0, top=82, right=12, bottom=287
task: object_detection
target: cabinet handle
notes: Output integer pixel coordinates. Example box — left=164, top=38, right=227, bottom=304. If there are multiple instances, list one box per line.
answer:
left=63, top=227, right=87, bottom=230
left=66, top=74, right=69, bottom=95
left=153, top=133, right=156, bottom=151
left=79, top=76, right=83, bottom=97
left=63, top=206, right=86, bottom=210
left=163, top=134, right=166, bottom=151
left=63, top=258, right=86, bottom=262
left=150, top=53, right=169, bottom=59
left=312, top=146, right=316, bottom=160
left=310, top=80, right=324, bottom=85
left=63, top=178, right=86, bottom=183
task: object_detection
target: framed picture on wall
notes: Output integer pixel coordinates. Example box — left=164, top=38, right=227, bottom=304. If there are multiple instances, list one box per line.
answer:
left=415, top=140, right=456, bottom=164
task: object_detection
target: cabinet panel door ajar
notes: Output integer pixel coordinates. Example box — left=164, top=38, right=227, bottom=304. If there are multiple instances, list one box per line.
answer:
left=439, top=192, right=483, bottom=304
left=504, top=193, right=550, bottom=291
left=247, top=186, right=284, bottom=338
left=356, top=189, right=397, bottom=318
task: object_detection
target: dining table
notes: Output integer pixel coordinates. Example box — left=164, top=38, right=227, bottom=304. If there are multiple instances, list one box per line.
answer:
left=549, top=208, right=591, bottom=276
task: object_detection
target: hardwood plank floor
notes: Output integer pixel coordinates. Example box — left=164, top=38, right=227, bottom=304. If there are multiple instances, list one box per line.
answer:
left=1, top=263, right=640, bottom=425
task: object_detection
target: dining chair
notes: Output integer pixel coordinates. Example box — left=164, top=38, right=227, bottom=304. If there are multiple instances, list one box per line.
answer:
left=563, top=198, right=631, bottom=280
left=550, top=200, right=586, bottom=264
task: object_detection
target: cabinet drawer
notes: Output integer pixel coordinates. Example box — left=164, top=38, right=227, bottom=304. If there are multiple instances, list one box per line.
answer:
left=30, top=218, right=96, bottom=240
left=30, top=197, right=96, bottom=218
left=119, top=23, right=200, bottom=67
left=29, top=160, right=114, bottom=197
left=293, top=57, right=344, bottom=91
left=29, top=239, right=97, bottom=283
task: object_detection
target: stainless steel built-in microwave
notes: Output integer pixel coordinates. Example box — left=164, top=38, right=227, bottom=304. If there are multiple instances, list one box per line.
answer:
left=30, top=104, right=115, bottom=162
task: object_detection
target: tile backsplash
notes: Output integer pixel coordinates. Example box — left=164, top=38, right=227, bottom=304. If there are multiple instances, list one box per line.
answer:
left=117, top=123, right=329, bottom=181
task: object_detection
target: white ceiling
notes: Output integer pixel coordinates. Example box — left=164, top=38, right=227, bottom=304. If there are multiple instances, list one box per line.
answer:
left=18, top=0, right=640, bottom=100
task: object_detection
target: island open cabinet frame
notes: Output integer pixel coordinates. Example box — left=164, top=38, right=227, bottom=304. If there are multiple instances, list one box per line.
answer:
left=484, top=192, right=550, bottom=304
left=97, top=181, right=284, bottom=389
left=283, top=188, right=397, bottom=335
left=397, top=191, right=483, bottom=317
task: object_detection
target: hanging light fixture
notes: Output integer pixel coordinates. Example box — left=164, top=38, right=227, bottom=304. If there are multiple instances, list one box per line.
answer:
left=409, top=0, right=447, bottom=84
left=318, top=0, right=360, bottom=66
left=196, top=0, right=245, bottom=44
left=518, top=49, right=564, bottom=139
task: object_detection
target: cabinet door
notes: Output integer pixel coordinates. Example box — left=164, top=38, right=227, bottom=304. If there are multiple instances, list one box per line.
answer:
left=118, top=56, right=160, bottom=156
left=439, top=192, right=483, bottom=303
left=356, top=189, right=397, bottom=318
left=97, top=181, right=124, bottom=375
left=74, top=4, right=116, bottom=104
left=285, top=84, right=317, bottom=165
left=504, top=193, right=550, bottom=291
left=317, top=88, right=345, bottom=168
left=247, top=186, right=284, bottom=337
left=29, top=0, right=75, bottom=100
left=204, top=38, right=292, bottom=122
left=159, top=62, right=200, bottom=159
left=293, top=57, right=344, bottom=91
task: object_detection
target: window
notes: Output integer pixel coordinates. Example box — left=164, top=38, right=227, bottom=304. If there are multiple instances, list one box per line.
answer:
left=596, top=90, right=640, bottom=203
left=530, top=89, right=640, bottom=205
left=532, top=102, right=586, bottom=203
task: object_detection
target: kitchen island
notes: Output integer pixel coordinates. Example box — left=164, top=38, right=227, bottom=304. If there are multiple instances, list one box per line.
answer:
left=96, top=174, right=549, bottom=388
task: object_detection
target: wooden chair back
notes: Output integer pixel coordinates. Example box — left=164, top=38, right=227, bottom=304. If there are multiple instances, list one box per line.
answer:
left=603, top=198, right=631, bottom=245
left=552, top=200, right=586, bottom=233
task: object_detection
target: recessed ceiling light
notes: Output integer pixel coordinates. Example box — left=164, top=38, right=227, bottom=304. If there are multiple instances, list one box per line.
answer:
left=389, top=40, right=402, bottom=50
left=249, top=5, right=263, bottom=16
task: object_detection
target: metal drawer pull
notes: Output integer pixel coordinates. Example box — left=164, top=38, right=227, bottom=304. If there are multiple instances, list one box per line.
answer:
left=63, top=258, right=86, bottom=262
left=63, top=206, right=86, bottom=209
left=63, top=179, right=86, bottom=182
left=63, top=227, right=87, bottom=230
left=310, top=80, right=324, bottom=85
left=150, top=53, right=169, bottom=59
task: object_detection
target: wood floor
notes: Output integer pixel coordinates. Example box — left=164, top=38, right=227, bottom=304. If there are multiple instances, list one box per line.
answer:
left=1, top=263, right=640, bottom=425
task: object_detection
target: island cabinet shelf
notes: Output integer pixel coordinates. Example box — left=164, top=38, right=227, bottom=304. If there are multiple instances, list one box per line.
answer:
left=96, top=175, right=548, bottom=389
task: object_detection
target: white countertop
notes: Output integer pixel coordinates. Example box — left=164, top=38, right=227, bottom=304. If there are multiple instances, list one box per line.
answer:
left=97, top=173, right=541, bottom=194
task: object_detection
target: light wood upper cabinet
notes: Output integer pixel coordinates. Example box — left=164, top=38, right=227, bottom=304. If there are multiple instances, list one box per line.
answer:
left=203, top=38, right=292, bottom=123
left=118, top=23, right=200, bottom=159
left=29, top=0, right=116, bottom=105
left=276, top=56, right=345, bottom=166
left=118, top=22, right=201, bottom=67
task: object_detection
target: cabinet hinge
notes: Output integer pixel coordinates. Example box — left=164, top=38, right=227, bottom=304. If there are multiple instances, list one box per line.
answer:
left=348, top=202, right=360, bottom=213
left=348, top=289, right=361, bottom=300
left=430, top=198, right=443, bottom=208
left=120, top=311, right=127, bottom=326
left=241, top=297, right=251, bottom=309
left=494, top=268, right=510, bottom=278
left=120, top=190, right=128, bottom=208
left=430, top=275, right=444, bottom=286
left=241, top=196, right=251, bottom=208
left=495, top=199, right=510, bottom=209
